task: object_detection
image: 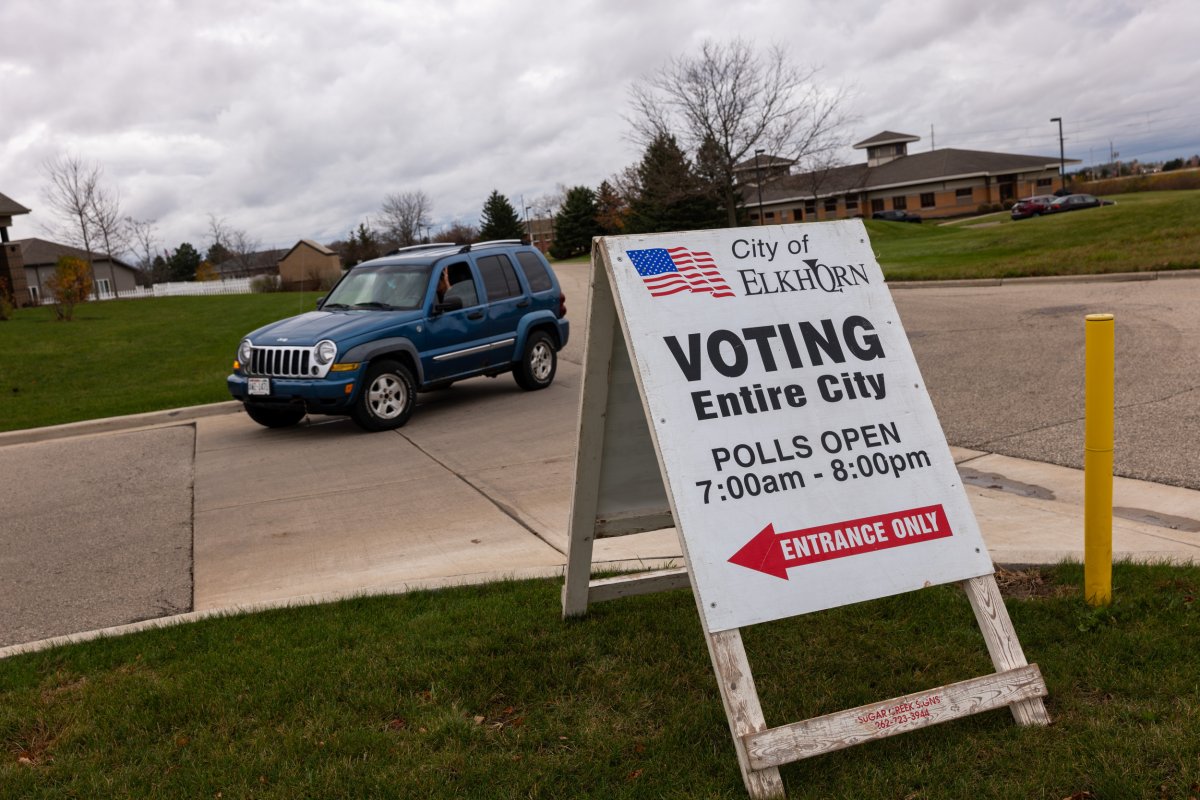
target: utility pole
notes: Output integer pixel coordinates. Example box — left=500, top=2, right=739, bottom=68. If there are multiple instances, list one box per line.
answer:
left=755, top=149, right=765, bottom=224
left=1050, top=117, right=1066, bottom=193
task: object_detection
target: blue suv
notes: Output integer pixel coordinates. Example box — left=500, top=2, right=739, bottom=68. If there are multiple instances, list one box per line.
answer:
left=227, top=240, right=569, bottom=431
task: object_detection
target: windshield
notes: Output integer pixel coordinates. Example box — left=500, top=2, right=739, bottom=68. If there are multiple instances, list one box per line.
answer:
left=322, top=264, right=433, bottom=310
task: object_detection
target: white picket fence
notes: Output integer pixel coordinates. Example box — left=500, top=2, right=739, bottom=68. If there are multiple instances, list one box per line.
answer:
left=66, top=278, right=260, bottom=303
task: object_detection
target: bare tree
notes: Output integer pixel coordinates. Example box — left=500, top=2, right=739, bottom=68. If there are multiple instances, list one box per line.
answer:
left=126, top=217, right=159, bottom=281
left=628, top=38, right=852, bottom=226
left=206, top=214, right=261, bottom=277
left=41, top=154, right=101, bottom=282
left=378, top=190, right=431, bottom=248
left=88, top=185, right=127, bottom=296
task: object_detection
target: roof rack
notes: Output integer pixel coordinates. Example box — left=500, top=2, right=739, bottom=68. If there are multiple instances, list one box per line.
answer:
left=458, top=239, right=524, bottom=253
left=386, top=242, right=458, bottom=255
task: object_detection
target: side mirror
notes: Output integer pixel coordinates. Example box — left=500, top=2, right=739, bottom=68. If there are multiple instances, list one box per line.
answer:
left=316, top=296, right=326, bottom=310
left=433, top=296, right=464, bottom=315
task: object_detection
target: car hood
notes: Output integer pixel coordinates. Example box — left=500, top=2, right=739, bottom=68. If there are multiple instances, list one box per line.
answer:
left=244, top=309, right=423, bottom=345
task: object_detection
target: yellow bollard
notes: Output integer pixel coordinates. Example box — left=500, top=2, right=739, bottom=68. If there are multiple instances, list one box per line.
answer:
left=1084, top=314, right=1114, bottom=606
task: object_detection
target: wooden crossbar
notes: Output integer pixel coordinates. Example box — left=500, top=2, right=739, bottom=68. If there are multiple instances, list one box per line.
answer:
left=742, top=664, right=1047, bottom=770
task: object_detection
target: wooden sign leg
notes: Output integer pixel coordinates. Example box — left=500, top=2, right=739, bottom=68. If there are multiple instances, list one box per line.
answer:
left=562, top=253, right=618, bottom=619
left=707, top=629, right=786, bottom=799
left=963, top=575, right=1051, bottom=726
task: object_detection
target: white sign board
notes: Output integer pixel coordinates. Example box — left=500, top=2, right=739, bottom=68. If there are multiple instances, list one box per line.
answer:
left=602, top=220, right=994, bottom=632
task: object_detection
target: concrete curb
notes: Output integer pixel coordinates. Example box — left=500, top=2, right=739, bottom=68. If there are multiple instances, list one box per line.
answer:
left=0, top=558, right=686, bottom=660
left=888, top=268, right=1200, bottom=290
left=0, top=401, right=243, bottom=448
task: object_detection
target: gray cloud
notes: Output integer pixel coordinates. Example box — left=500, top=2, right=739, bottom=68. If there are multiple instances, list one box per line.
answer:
left=1, top=0, right=1196, bottom=253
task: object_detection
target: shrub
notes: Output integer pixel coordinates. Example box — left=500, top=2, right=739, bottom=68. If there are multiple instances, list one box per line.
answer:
left=250, top=275, right=281, bottom=293
left=44, top=256, right=93, bottom=321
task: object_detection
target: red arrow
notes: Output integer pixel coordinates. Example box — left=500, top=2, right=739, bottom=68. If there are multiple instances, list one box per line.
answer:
left=728, top=505, right=952, bottom=580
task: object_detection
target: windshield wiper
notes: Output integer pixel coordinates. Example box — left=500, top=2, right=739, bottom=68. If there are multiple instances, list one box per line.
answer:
left=352, top=301, right=397, bottom=310
left=322, top=302, right=351, bottom=309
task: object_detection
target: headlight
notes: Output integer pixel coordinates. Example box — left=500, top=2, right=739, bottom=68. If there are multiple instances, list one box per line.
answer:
left=238, top=339, right=253, bottom=365
left=315, top=340, right=337, bottom=365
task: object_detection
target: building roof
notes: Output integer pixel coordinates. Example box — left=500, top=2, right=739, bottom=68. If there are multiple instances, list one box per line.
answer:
left=732, top=153, right=796, bottom=174
left=11, top=237, right=136, bottom=270
left=280, top=239, right=336, bottom=260
left=753, top=147, right=1082, bottom=204
left=0, top=192, right=32, bottom=217
left=852, top=131, right=922, bottom=149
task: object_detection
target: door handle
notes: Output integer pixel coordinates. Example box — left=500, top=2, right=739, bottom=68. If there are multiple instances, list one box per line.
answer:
left=467, top=311, right=484, bottom=320
left=516, top=299, right=531, bottom=308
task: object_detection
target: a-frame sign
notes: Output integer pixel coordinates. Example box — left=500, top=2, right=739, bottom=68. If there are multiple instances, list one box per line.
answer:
left=562, top=221, right=1049, bottom=798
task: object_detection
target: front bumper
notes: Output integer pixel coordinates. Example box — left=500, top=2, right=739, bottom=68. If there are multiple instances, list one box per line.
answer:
left=227, top=371, right=360, bottom=412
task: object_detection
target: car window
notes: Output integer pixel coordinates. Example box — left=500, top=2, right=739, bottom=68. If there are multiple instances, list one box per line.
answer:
left=477, top=254, right=522, bottom=301
left=439, top=261, right=479, bottom=308
left=515, top=251, right=554, bottom=293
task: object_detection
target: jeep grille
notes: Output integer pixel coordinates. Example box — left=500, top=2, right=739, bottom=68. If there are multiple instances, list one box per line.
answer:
left=246, top=345, right=330, bottom=378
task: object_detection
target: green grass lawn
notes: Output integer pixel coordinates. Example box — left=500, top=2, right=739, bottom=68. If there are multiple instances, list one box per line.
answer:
left=867, top=190, right=1200, bottom=280
left=0, top=292, right=321, bottom=432
left=2, top=563, right=1198, bottom=799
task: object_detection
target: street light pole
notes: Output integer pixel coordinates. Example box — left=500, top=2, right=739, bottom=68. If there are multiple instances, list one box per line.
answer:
left=755, top=149, right=765, bottom=224
left=1050, top=117, right=1066, bottom=193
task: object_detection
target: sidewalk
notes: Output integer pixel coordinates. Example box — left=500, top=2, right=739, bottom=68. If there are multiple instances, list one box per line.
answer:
left=1, top=404, right=1197, bottom=660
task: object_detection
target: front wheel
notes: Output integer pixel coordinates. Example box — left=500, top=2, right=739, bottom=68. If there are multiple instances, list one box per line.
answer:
left=244, top=403, right=306, bottom=429
left=513, top=331, right=557, bottom=390
left=352, top=360, right=416, bottom=431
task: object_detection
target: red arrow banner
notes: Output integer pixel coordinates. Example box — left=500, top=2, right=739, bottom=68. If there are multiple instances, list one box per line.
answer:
left=728, top=504, right=953, bottom=580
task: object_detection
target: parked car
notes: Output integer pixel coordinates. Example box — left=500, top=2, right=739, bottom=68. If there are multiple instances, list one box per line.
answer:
left=1010, top=195, right=1058, bottom=219
left=1045, top=194, right=1114, bottom=213
left=227, top=240, right=569, bottom=431
left=871, top=209, right=922, bottom=223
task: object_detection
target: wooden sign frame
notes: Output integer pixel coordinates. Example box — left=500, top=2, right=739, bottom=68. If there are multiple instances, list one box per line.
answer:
left=562, top=236, right=1049, bottom=798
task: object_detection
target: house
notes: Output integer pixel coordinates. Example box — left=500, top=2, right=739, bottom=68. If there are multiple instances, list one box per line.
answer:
left=277, top=239, right=342, bottom=290
left=0, top=192, right=33, bottom=306
left=12, top=237, right=140, bottom=304
left=741, top=130, right=1081, bottom=224
left=212, top=248, right=286, bottom=279
left=526, top=216, right=554, bottom=254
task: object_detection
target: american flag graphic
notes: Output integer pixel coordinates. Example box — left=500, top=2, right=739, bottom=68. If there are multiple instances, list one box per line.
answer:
left=626, top=247, right=735, bottom=299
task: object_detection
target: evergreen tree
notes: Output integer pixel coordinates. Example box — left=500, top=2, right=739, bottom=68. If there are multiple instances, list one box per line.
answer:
left=626, top=133, right=725, bottom=234
left=166, top=243, right=202, bottom=282
left=205, top=242, right=231, bottom=267
left=549, top=186, right=600, bottom=259
left=595, top=180, right=627, bottom=235
left=478, top=190, right=525, bottom=241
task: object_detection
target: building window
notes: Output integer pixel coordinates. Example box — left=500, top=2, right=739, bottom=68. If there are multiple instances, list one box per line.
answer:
left=846, top=196, right=859, bottom=210
left=804, top=199, right=816, bottom=216
left=28, top=285, right=39, bottom=304
left=764, top=211, right=775, bottom=220
left=871, top=198, right=885, bottom=213
left=892, top=196, right=907, bottom=210
left=920, top=192, right=936, bottom=208
left=1036, top=177, right=1052, bottom=187
left=824, top=197, right=838, bottom=213
left=955, top=188, right=973, bottom=204
left=95, top=278, right=112, bottom=298
left=749, top=212, right=759, bottom=221
left=792, top=207, right=804, bottom=221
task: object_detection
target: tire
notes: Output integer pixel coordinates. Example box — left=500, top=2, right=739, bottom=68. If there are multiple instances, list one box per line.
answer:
left=352, top=360, right=416, bottom=431
left=513, top=331, right=557, bottom=391
left=244, top=403, right=306, bottom=429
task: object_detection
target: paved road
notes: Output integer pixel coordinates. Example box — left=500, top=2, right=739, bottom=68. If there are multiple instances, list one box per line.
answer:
left=1, top=263, right=1197, bottom=649
left=893, top=275, right=1200, bottom=490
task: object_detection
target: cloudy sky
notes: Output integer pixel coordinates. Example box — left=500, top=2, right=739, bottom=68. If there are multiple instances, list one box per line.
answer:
left=2, top=0, right=1196, bottom=256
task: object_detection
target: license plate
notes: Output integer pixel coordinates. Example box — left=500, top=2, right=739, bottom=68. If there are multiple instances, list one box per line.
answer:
left=248, top=377, right=270, bottom=396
